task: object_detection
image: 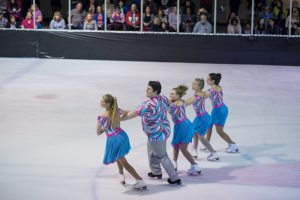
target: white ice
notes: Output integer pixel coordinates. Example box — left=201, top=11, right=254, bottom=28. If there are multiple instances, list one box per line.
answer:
left=0, top=58, right=300, bottom=200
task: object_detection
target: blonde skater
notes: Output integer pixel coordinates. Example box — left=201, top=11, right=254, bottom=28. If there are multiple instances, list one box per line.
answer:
left=97, top=94, right=147, bottom=189
left=185, top=78, right=219, bottom=161
left=168, top=85, right=201, bottom=175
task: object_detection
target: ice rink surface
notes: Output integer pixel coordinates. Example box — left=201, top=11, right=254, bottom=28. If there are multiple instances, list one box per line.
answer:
left=0, top=58, right=300, bottom=200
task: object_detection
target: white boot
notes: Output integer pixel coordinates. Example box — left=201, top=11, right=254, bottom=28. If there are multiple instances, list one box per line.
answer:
left=187, top=164, right=201, bottom=175
left=173, top=160, right=178, bottom=171
left=207, top=152, right=220, bottom=161
left=119, top=173, right=125, bottom=184
left=225, top=143, right=239, bottom=153
left=191, top=148, right=198, bottom=158
left=133, top=179, right=147, bottom=190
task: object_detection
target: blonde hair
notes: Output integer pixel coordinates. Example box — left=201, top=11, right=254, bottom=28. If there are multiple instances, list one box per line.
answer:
left=102, top=94, right=120, bottom=129
left=194, top=78, right=204, bottom=90
left=173, top=84, right=188, bottom=98
left=53, top=11, right=62, bottom=20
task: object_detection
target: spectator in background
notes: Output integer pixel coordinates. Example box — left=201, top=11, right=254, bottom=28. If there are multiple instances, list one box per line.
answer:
left=102, top=0, right=114, bottom=26
left=50, top=11, right=66, bottom=30
left=125, top=3, right=140, bottom=31
left=271, top=0, right=287, bottom=34
left=228, top=12, right=240, bottom=24
left=255, top=0, right=266, bottom=14
left=151, top=16, right=161, bottom=31
left=196, top=7, right=211, bottom=22
left=181, top=0, right=195, bottom=15
left=285, top=3, right=300, bottom=31
left=70, top=2, right=86, bottom=29
left=193, top=14, right=212, bottom=33
left=168, top=6, right=180, bottom=32
left=157, top=8, right=168, bottom=24
left=259, top=6, right=273, bottom=28
left=88, top=0, right=96, bottom=14
left=144, top=0, right=159, bottom=15
left=50, top=0, right=62, bottom=14
left=30, top=3, right=43, bottom=29
left=161, top=21, right=169, bottom=32
left=200, top=0, right=213, bottom=14
left=227, top=16, right=242, bottom=34
left=181, top=7, right=196, bottom=32
left=266, top=18, right=279, bottom=34
left=22, top=0, right=40, bottom=17
left=7, top=0, right=22, bottom=23
left=243, top=22, right=251, bottom=34
left=0, top=10, right=8, bottom=28
left=160, top=0, right=174, bottom=16
left=8, top=15, right=20, bottom=28
left=21, top=11, right=35, bottom=29
left=94, top=6, right=104, bottom=30
left=255, top=18, right=265, bottom=34
left=292, top=22, right=300, bottom=35
left=109, top=7, right=125, bottom=30
left=119, top=0, right=129, bottom=15
left=143, top=6, right=154, bottom=31
left=84, top=12, right=97, bottom=30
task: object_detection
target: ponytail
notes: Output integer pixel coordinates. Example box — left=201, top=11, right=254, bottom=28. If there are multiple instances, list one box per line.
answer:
left=110, top=97, right=120, bottom=129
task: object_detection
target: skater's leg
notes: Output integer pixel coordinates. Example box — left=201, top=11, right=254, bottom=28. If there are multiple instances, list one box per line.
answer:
left=117, top=160, right=124, bottom=174
left=193, top=134, right=199, bottom=150
left=199, top=135, right=216, bottom=153
left=118, top=157, right=142, bottom=180
left=179, top=143, right=196, bottom=165
left=147, top=140, right=162, bottom=175
left=215, top=126, right=235, bottom=144
left=206, top=126, right=213, bottom=141
left=173, top=146, right=180, bottom=161
left=151, top=140, right=179, bottom=182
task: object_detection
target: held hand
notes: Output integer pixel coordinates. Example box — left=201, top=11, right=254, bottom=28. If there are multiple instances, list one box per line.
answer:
left=120, top=114, right=127, bottom=121
left=97, top=128, right=105, bottom=136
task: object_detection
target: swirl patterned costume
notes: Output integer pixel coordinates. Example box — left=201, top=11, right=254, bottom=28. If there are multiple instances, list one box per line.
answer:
left=208, top=88, right=228, bottom=127
left=168, top=102, right=194, bottom=148
left=97, top=110, right=131, bottom=165
left=136, top=95, right=170, bottom=141
left=192, top=95, right=212, bottom=135
left=135, top=95, right=179, bottom=181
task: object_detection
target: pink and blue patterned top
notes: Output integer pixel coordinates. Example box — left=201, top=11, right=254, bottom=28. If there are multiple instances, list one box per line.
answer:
left=97, top=110, right=123, bottom=137
left=136, top=95, right=170, bottom=141
left=168, top=102, right=187, bottom=124
left=192, top=95, right=206, bottom=116
left=208, top=88, right=224, bottom=108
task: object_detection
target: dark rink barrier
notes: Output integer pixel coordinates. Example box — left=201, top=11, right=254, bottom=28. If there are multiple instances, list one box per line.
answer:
left=0, top=29, right=300, bottom=66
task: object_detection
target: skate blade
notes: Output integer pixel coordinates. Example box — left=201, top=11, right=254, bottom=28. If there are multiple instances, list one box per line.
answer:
left=207, top=158, right=220, bottom=161
left=134, top=186, right=147, bottom=190
left=187, top=171, right=201, bottom=176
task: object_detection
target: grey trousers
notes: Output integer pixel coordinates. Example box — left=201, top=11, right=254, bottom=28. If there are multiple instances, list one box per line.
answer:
left=147, top=140, right=179, bottom=181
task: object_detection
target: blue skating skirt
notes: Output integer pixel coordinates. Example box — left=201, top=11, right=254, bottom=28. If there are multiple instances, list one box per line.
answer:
left=103, top=129, right=131, bottom=165
left=211, top=104, right=228, bottom=127
left=192, top=112, right=212, bottom=135
left=171, top=118, right=194, bottom=148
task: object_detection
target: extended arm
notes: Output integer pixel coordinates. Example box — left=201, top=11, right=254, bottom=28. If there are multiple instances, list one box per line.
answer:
left=203, top=91, right=211, bottom=99
left=185, top=96, right=195, bottom=106
left=121, top=110, right=139, bottom=121
left=96, top=121, right=105, bottom=136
